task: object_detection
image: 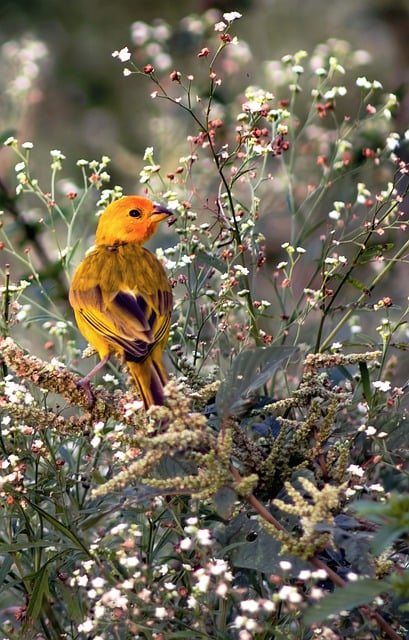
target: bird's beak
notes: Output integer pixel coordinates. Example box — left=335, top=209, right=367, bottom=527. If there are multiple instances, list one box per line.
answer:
left=150, top=203, right=173, bottom=222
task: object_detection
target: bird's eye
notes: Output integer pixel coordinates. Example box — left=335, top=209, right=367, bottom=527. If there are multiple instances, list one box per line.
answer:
left=129, top=209, right=142, bottom=218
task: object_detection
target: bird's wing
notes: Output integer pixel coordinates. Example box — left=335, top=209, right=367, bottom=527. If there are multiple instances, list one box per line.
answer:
left=70, top=285, right=172, bottom=361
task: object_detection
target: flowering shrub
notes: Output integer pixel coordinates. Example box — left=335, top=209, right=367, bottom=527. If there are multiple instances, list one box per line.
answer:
left=0, top=9, right=408, bottom=640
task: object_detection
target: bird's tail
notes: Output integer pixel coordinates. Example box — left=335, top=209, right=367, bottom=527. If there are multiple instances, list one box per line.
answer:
left=127, top=358, right=168, bottom=409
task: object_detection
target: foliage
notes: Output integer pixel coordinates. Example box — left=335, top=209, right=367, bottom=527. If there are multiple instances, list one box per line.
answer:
left=0, top=9, right=408, bottom=640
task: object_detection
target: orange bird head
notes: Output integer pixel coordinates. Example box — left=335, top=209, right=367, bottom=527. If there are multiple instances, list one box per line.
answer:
left=95, top=196, right=173, bottom=246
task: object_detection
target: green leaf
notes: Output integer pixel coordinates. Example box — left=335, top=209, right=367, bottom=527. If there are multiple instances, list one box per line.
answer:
left=59, top=584, right=84, bottom=624
left=196, top=250, right=227, bottom=275
left=0, top=540, right=58, bottom=553
left=25, top=499, right=91, bottom=558
left=371, top=524, right=409, bottom=556
left=333, top=273, right=368, bottom=292
left=359, top=242, right=394, bottom=263
left=225, top=512, right=308, bottom=574
left=0, top=129, right=17, bottom=145
left=25, top=564, right=50, bottom=622
left=304, top=578, right=388, bottom=625
left=0, top=554, right=13, bottom=587
left=359, top=361, right=372, bottom=403
left=216, top=345, right=297, bottom=419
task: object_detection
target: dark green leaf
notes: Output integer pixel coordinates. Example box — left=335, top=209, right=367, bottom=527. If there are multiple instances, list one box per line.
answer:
left=0, top=554, right=13, bottom=587
left=224, top=512, right=308, bottom=574
left=304, top=578, right=388, bottom=625
left=359, top=361, right=372, bottom=403
left=0, top=129, right=17, bottom=145
left=59, top=584, right=84, bottom=624
left=197, top=250, right=227, bottom=275
left=212, top=486, right=237, bottom=520
left=25, top=499, right=91, bottom=558
left=0, top=540, right=59, bottom=553
left=371, top=524, right=409, bottom=556
left=25, top=564, right=50, bottom=621
left=216, top=345, right=297, bottom=418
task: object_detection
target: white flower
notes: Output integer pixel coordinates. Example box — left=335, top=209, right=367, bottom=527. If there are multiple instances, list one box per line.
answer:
left=78, top=618, right=94, bottom=633
left=4, top=136, right=17, bottom=146
left=100, top=587, right=128, bottom=610
left=347, top=464, right=364, bottom=477
left=194, top=569, right=211, bottom=592
left=234, top=264, right=250, bottom=275
left=164, top=581, right=176, bottom=590
left=331, top=342, right=343, bottom=351
left=369, top=483, right=384, bottom=492
left=91, top=577, right=106, bottom=588
left=214, top=21, right=227, bottom=32
left=196, top=528, right=212, bottom=546
left=180, top=537, right=192, bottom=551
left=241, top=599, right=259, bottom=613
left=102, top=373, right=118, bottom=384
left=373, top=380, right=391, bottom=392
left=155, top=607, right=168, bottom=619
left=298, top=570, right=312, bottom=581
left=223, top=11, right=242, bottom=22
left=112, top=46, right=131, bottom=62
left=365, top=425, right=377, bottom=436
left=209, top=559, right=229, bottom=576
left=279, top=560, right=292, bottom=571
left=278, top=585, right=302, bottom=603
left=310, top=586, right=325, bottom=600
left=50, top=149, right=66, bottom=160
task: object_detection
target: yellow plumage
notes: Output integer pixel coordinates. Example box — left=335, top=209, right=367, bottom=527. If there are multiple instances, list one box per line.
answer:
left=69, top=196, right=173, bottom=408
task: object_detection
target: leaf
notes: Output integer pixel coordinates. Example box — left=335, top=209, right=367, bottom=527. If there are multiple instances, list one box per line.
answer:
left=196, top=250, right=227, bottom=276
left=212, top=486, right=237, bottom=519
left=25, top=499, right=91, bottom=558
left=0, top=540, right=58, bottom=553
left=25, top=564, right=50, bottom=622
left=333, top=273, right=369, bottom=292
left=0, top=129, right=17, bottom=145
left=59, top=584, right=84, bottom=624
left=359, top=242, right=394, bottom=263
left=0, top=553, right=13, bottom=587
left=359, top=361, right=372, bottom=404
left=216, top=346, right=297, bottom=419
left=304, top=578, right=388, bottom=625
left=224, top=512, right=308, bottom=574
left=371, top=524, right=409, bottom=556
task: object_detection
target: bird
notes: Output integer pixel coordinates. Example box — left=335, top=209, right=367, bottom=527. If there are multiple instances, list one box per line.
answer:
left=69, top=195, right=173, bottom=409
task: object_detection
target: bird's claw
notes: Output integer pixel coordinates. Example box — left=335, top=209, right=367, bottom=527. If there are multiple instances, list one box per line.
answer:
left=77, top=378, right=96, bottom=409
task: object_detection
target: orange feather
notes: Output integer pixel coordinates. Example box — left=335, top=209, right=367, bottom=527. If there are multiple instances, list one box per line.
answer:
left=69, top=196, right=173, bottom=408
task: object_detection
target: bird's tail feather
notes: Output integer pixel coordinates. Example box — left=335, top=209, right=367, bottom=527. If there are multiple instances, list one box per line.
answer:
left=127, top=359, right=167, bottom=409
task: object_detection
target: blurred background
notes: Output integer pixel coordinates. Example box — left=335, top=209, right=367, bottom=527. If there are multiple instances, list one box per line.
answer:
left=0, top=0, right=408, bottom=192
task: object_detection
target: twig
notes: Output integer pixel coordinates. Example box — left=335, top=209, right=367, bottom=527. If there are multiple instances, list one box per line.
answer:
left=0, top=336, right=144, bottom=427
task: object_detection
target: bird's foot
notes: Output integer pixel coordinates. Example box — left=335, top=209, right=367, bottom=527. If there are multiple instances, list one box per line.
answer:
left=77, top=377, right=95, bottom=409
